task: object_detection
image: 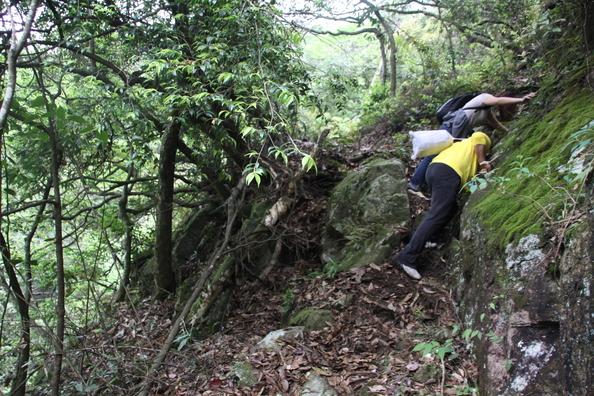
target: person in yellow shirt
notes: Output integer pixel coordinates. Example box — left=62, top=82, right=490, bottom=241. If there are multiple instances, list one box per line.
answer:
left=391, top=132, right=492, bottom=280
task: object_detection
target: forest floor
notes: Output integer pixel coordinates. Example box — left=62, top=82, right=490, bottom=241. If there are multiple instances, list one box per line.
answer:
left=70, top=125, right=478, bottom=395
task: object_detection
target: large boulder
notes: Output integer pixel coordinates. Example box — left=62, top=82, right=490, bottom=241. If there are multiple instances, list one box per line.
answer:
left=322, top=157, right=409, bottom=270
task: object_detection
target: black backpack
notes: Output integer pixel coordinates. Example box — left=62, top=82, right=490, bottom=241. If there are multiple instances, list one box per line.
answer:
left=436, top=92, right=489, bottom=124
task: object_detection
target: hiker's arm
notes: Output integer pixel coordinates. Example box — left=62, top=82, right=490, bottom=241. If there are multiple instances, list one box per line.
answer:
left=475, top=144, right=492, bottom=172
left=482, top=92, right=536, bottom=106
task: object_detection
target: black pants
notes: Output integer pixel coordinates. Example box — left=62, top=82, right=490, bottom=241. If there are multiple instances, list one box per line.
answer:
left=397, top=163, right=461, bottom=267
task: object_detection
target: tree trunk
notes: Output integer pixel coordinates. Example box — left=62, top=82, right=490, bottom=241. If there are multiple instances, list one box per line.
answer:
left=382, top=20, right=397, bottom=96
left=437, top=1, right=457, bottom=77
left=377, top=32, right=388, bottom=86
left=361, top=0, right=397, bottom=96
left=48, top=123, right=66, bottom=396
left=114, top=164, right=134, bottom=303
left=10, top=179, right=51, bottom=396
left=0, top=231, right=30, bottom=396
left=154, top=122, right=181, bottom=297
left=0, top=0, right=40, bottom=131
left=0, top=3, right=41, bottom=395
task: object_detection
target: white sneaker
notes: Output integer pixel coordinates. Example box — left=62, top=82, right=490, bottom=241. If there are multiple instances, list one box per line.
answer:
left=400, top=263, right=422, bottom=280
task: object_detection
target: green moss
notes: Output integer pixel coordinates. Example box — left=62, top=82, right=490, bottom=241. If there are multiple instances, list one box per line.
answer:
left=472, top=89, right=594, bottom=248
left=231, top=361, right=258, bottom=387
left=289, top=308, right=333, bottom=330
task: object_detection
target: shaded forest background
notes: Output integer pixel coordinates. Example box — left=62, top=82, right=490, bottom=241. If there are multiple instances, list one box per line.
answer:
left=0, top=0, right=592, bottom=394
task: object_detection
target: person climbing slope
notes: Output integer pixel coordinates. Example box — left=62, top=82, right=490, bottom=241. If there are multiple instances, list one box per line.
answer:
left=392, top=131, right=492, bottom=280
left=408, top=92, right=535, bottom=192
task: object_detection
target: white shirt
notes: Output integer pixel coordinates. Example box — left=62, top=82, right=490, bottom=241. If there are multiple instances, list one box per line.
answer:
left=462, top=93, right=493, bottom=128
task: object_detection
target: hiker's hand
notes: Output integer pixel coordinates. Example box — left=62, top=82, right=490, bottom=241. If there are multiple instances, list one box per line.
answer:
left=522, top=92, right=536, bottom=102
left=479, top=161, right=492, bottom=172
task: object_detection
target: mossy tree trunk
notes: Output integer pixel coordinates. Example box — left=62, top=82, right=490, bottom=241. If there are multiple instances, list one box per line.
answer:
left=155, top=122, right=181, bottom=298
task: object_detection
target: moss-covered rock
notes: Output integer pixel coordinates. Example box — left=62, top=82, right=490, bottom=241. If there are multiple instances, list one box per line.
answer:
left=235, top=200, right=276, bottom=275
left=472, top=90, right=594, bottom=248
left=413, top=364, right=440, bottom=383
left=230, top=360, right=258, bottom=387
left=289, top=308, right=334, bottom=330
left=322, top=157, right=409, bottom=270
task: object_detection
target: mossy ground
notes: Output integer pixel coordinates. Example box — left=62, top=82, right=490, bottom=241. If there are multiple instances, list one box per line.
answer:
left=472, top=88, right=594, bottom=248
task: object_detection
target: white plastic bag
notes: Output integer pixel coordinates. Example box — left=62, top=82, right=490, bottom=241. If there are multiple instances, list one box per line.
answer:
left=409, top=129, right=454, bottom=160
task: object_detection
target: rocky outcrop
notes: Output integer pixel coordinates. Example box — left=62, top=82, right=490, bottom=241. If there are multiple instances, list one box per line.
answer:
left=449, top=179, right=592, bottom=396
left=322, top=157, right=409, bottom=270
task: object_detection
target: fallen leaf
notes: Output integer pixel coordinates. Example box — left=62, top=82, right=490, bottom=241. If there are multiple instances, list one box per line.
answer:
left=369, top=263, right=382, bottom=271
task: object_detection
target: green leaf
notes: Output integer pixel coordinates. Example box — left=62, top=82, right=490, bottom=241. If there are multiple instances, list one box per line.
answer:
left=246, top=170, right=261, bottom=187
left=98, top=130, right=109, bottom=144
left=412, top=342, right=429, bottom=352
left=301, top=154, right=317, bottom=173
left=278, top=90, right=295, bottom=106
left=451, top=324, right=460, bottom=336
left=240, top=126, right=256, bottom=137
left=218, top=72, right=234, bottom=84
left=30, top=96, right=46, bottom=108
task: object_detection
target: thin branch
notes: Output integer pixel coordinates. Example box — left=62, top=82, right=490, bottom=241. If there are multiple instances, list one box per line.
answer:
left=0, top=0, right=41, bottom=131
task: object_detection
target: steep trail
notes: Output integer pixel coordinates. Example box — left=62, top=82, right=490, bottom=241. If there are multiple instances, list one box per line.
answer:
left=70, top=127, right=479, bottom=395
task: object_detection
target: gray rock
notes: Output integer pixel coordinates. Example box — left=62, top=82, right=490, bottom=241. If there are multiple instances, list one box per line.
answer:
left=256, top=327, right=304, bottom=351
left=301, top=372, right=337, bottom=396
left=448, top=192, right=593, bottom=395
left=322, top=157, right=409, bottom=270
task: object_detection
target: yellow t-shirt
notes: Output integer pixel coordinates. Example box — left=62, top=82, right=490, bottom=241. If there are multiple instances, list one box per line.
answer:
left=431, top=132, right=491, bottom=184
